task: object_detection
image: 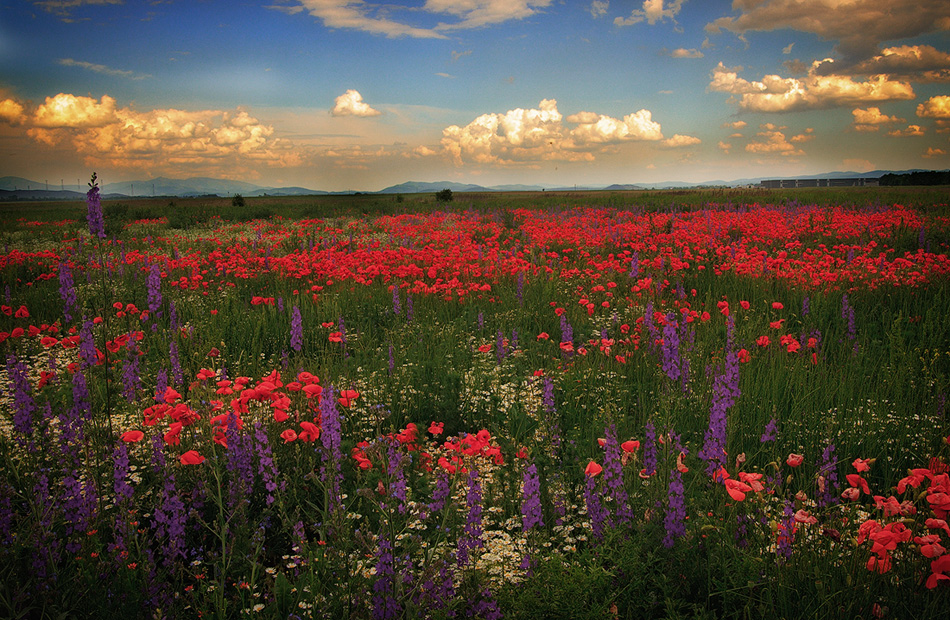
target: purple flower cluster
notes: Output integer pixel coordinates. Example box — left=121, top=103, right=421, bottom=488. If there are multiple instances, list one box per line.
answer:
left=559, top=313, right=573, bottom=345
left=79, top=319, right=96, bottom=369
left=583, top=474, right=607, bottom=543
left=760, top=417, right=778, bottom=443
left=386, top=439, right=407, bottom=514
left=628, top=251, right=639, bottom=279
left=521, top=463, right=543, bottom=531
left=699, top=316, right=740, bottom=475
left=371, top=534, right=400, bottom=620
left=643, top=420, right=657, bottom=477
left=254, top=422, right=281, bottom=506
left=428, top=471, right=451, bottom=515
left=5, top=354, right=35, bottom=440
left=457, top=469, right=483, bottom=567
left=290, top=305, right=303, bottom=352
left=147, top=264, right=162, bottom=321
left=541, top=377, right=561, bottom=453
left=602, top=424, right=631, bottom=524
left=661, top=313, right=681, bottom=382
left=169, top=340, right=183, bottom=387
left=86, top=172, right=105, bottom=239
left=320, top=385, right=344, bottom=514
left=816, top=441, right=839, bottom=509
left=153, top=472, right=186, bottom=568
left=663, top=468, right=686, bottom=548
left=841, top=294, right=856, bottom=342
left=392, top=286, right=401, bottom=315
left=777, top=499, right=795, bottom=561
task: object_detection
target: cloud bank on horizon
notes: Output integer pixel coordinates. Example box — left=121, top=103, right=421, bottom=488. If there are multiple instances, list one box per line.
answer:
left=0, top=0, right=948, bottom=190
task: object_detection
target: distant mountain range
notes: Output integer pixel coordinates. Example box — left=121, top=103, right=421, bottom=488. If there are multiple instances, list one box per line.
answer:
left=0, top=169, right=943, bottom=201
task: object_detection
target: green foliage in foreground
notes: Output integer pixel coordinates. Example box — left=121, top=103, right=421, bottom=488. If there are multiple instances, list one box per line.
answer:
left=0, top=187, right=949, bottom=619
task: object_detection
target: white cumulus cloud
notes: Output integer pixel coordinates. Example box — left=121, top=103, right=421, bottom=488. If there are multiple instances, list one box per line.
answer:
left=331, top=90, right=382, bottom=117
left=709, top=61, right=915, bottom=112
left=615, top=0, right=685, bottom=27
left=441, top=99, right=667, bottom=166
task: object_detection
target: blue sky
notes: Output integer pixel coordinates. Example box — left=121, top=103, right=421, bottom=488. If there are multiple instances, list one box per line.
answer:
left=1, top=0, right=948, bottom=191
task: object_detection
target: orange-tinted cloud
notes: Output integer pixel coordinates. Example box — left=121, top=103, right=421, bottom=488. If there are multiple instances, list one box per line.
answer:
left=18, top=92, right=302, bottom=178
left=710, top=61, right=915, bottom=112
left=441, top=99, right=669, bottom=166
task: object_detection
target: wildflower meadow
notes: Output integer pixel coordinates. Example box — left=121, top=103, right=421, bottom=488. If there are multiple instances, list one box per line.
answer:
left=1, top=179, right=949, bottom=619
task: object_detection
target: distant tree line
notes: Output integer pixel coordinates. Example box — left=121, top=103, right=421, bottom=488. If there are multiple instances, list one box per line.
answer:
left=879, top=170, right=950, bottom=186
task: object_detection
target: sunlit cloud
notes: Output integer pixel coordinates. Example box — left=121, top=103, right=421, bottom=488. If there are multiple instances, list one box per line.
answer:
left=745, top=124, right=805, bottom=157
left=425, top=0, right=554, bottom=31
left=789, top=128, right=814, bottom=143
left=706, top=0, right=950, bottom=63
left=917, top=95, right=950, bottom=119
left=817, top=45, right=950, bottom=82
left=0, top=98, right=26, bottom=125
left=722, top=120, right=746, bottom=129
left=331, top=90, right=381, bottom=117
left=16, top=92, right=302, bottom=178
left=923, top=147, right=947, bottom=158
left=886, top=125, right=924, bottom=137
left=441, top=99, right=667, bottom=166
left=33, top=93, right=118, bottom=128
left=661, top=134, right=700, bottom=147
left=58, top=58, right=151, bottom=80
left=615, top=0, right=685, bottom=27
left=851, top=107, right=904, bottom=132
left=670, top=48, right=703, bottom=59
left=277, top=1, right=553, bottom=38
left=710, top=61, right=915, bottom=112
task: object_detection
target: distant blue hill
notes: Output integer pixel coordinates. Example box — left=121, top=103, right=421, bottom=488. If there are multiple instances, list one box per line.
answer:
left=1, top=169, right=944, bottom=200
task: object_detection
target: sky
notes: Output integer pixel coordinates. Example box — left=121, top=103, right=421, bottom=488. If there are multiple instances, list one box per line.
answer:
left=0, top=0, right=949, bottom=191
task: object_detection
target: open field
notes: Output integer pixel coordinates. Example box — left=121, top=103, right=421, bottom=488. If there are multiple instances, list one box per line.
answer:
left=1, top=186, right=950, bottom=619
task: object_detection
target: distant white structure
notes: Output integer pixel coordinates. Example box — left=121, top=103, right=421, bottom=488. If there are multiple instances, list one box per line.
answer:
left=760, top=178, right=879, bottom=189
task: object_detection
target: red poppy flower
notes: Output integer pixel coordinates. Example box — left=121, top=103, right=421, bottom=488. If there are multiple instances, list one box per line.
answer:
left=281, top=429, right=298, bottom=443
left=771, top=302, right=784, bottom=310
left=329, top=332, right=343, bottom=343
left=14, top=306, right=28, bottom=318
left=428, top=421, right=444, bottom=436
left=621, top=440, right=640, bottom=453
left=786, top=453, right=804, bottom=467
left=179, top=450, right=204, bottom=465
left=121, top=430, right=145, bottom=443
left=338, top=389, right=359, bottom=407
left=585, top=461, right=603, bottom=477
left=724, top=478, right=752, bottom=501
left=756, top=335, right=770, bottom=347
left=299, top=421, right=320, bottom=442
